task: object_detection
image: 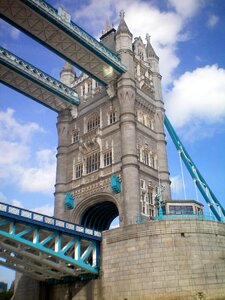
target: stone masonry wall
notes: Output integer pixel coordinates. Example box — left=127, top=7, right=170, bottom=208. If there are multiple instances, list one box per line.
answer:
left=45, top=219, right=225, bottom=300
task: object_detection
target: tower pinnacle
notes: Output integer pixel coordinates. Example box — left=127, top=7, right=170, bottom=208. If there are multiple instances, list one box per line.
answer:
left=116, top=10, right=132, bottom=36
left=145, top=33, right=158, bottom=59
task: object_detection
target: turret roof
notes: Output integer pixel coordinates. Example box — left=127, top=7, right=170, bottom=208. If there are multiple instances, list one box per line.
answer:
left=116, top=10, right=132, bottom=36
left=146, top=34, right=158, bottom=59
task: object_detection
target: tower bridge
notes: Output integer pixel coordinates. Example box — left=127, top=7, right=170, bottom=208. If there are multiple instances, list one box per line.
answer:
left=1, top=0, right=225, bottom=299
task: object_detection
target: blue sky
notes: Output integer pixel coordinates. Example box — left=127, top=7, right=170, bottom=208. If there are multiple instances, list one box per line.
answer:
left=0, top=0, right=225, bottom=287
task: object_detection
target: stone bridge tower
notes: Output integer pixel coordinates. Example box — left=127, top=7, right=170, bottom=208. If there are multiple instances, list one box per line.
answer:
left=55, top=12, right=171, bottom=229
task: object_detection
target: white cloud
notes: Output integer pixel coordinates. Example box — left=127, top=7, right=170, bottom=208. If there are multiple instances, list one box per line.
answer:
left=10, top=27, right=20, bottom=40
left=165, top=65, right=225, bottom=139
left=32, top=203, right=54, bottom=216
left=19, top=149, right=56, bottom=194
left=0, top=108, right=56, bottom=195
left=73, top=0, right=202, bottom=87
left=0, top=192, right=7, bottom=202
left=170, top=175, right=183, bottom=195
left=207, top=14, right=219, bottom=28
left=168, top=0, right=202, bottom=19
left=11, top=199, right=23, bottom=207
left=0, top=108, right=43, bottom=142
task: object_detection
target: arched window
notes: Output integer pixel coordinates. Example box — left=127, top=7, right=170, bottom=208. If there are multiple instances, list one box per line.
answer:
left=87, top=114, right=100, bottom=132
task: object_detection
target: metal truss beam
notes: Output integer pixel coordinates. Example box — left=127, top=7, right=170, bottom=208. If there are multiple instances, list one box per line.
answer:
left=0, top=0, right=126, bottom=85
left=0, top=202, right=101, bottom=280
left=164, top=114, right=225, bottom=222
left=0, top=47, right=80, bottom=112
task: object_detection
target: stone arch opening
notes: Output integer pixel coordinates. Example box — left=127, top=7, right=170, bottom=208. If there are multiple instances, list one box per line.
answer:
left=80, top=201, right=119, bottom=231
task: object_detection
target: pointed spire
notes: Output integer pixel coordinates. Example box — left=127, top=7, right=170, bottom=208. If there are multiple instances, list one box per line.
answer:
left=146, top=33, right=158, bottom=59
left=62, top=61, right=74, bottom=73
left=102, top=19, right=113, bottom=35
left=116, top=10, right=132, bottom=36
left=60, top=61, right=76, bottom=86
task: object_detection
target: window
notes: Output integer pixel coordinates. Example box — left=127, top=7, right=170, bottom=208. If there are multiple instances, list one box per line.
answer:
left=88, top=83, right=92, bottom=93
left=109, top=112, right=116, bottom=124
left=87, top=114, right=100, bottom=132
left=80, top=86, right=84, bottom=96
left=86, top=152, right=100, bottom=174
left=140, top=179, right=145, bottom=189
left=150, top=154, right=154, bottom=168
left=137, top=148, right=141, bottom=160
left=104, top=151, right=112, bottom=167
left=72, top=130, right=79, bottom=143
left=169, top=205, right=193, bottom=215
left=149, top=209, right=154, bottom=217
left=143, top=151, right=149, bottom=165
left=75, top=163, right=83, bottom=178
left=147, top=191, right=154, bottom=205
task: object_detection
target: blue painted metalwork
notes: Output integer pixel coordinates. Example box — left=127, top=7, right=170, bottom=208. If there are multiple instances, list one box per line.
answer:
left=65, top=193, right=74, bottom=209
left=0, top=47, right=80, bottom=110
left=0, top=0, right=126, bottom=85
left=164, top=115, right=225, bottom=222
left=154, top=184, right=165, bottom=218
left=0, top=202, right=101, bottom=280
left=136, top=214, right=217, bottom=224
left=0, top=202, right=101, bottom=240
left=154, top=213, right=217, bottom=222
left=110, top=175, right=121, bottom=194
left=23, top=0, right=125, bottom=72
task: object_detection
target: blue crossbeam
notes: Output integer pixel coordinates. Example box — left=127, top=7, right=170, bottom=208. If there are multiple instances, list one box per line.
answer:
left=0, top=202, right=101, bottom=280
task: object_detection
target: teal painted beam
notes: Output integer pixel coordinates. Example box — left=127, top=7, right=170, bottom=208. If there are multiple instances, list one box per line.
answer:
left=0, top=0, right=126, bottom=85
left=164, top=114, right=224, bottom=221
left=0, top=47, right=80, bottom=110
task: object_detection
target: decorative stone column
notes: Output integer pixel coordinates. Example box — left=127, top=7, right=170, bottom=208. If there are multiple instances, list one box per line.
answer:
left=54, top=109, right=71, bottom=219
left=153, top=72, right=171, bottom=200
left=118, top=82, right=140, bottom=225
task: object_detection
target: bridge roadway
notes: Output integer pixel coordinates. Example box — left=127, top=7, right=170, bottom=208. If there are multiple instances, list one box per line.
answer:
left=0, top=0, right=126, bottom=86
left=0, top=47, right=80, bottom=112
left=0, top=202, right=101, bottom=281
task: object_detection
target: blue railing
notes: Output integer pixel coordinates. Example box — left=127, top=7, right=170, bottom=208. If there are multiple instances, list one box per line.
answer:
left=136, top=214, right=219, bottom=224
left=0, top=202, right=102, bottom=240
left=21, top=0, right=126, bottom=73
left=0, top=47, right=80, bottom=107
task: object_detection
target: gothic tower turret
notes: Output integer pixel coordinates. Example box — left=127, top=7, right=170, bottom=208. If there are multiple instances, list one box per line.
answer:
left=60, top=62, right=76, bottom=87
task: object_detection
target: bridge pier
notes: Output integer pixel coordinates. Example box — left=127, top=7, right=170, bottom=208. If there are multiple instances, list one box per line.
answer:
left=14, top=219, right=225, bottom=300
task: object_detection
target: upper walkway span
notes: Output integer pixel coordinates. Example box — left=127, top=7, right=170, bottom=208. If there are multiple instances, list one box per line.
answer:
left=0, top=202, right=101, bottom=281
left=0, top=0, right=126, bottom=86
left=0, top=47, right=80, bottom=112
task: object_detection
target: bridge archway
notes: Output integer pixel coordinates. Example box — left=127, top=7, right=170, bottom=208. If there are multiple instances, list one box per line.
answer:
left=71, top=193, right=120, bottom=231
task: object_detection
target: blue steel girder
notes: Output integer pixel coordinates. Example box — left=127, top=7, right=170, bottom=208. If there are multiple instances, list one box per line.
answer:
left=164, top=114, right=225, bottom=222
left=0, top=202, right=101, bottom=281
left=0, top=0, right=126, bottom=86
left=0, top=47, right=80, bottom=112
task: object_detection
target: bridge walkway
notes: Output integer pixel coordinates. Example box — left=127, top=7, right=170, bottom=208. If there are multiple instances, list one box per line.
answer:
left=0, top=202, right=101, bottom=281
left=0, top=0, right=126, bottom=86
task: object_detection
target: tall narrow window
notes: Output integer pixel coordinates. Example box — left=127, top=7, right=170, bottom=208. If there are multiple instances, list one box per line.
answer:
left=143, top=151, right=149, bottom=165
left=137, top=147, right=141, bottom=161
left=104, top=151, right=112, bottom=167
left=72, top=130, right=79, bottom=143
left=88, top=83, right=92, bottom=93
left=109, top=112, right=116, bottom=124
left=86, top=152, right=100, bottom=174
left=87, top=114, right=100, bottom=132
left=75, top=163, right=83, bottom=178
left=80, top=86, right=84, bottom=96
